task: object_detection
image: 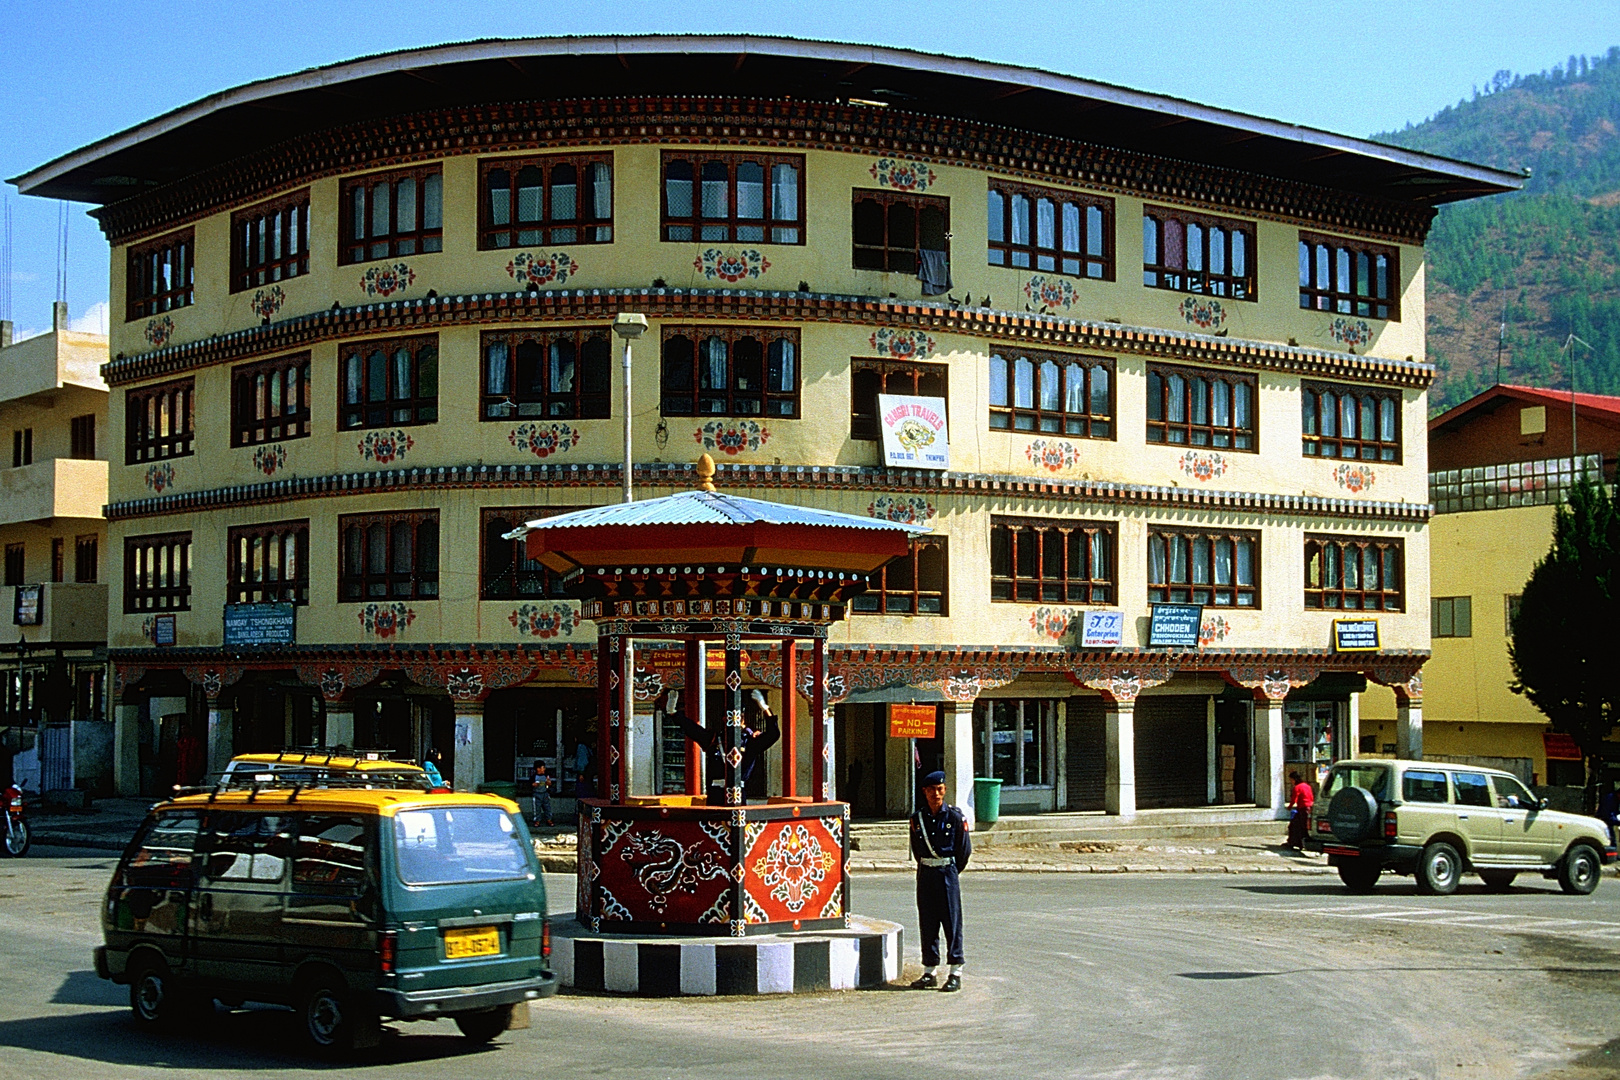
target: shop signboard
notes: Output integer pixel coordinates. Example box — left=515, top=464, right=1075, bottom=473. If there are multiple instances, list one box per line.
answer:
left=1081, top=610, right=1124, bottom=647
left=876, top=394, right=950, bottom=470
left=152, top=615, right=176, bottom=647
left=12, top=584, right=41, bottom=626
left=888, top=703, right=937, bottom=739
left=1542, top=731, right=1581, bottom=761
left=223, top=603, right=296, bottom=647
left=1332, top=619, right=1380, bottom=653
left=1148, top=603, right=1203, bottom=647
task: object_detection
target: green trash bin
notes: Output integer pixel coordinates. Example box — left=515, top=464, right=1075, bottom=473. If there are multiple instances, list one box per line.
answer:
left=973, top=777, right=1003, bottom=825
left=478, top=781, right=518, bottom=801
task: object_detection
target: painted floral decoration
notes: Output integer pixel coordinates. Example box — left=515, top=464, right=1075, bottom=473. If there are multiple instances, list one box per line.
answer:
left=249, top=285, right=285, bottom=320
left=869, top=328, right=937, bottom=360
left=509, top=603, right=582, bottom=639
left=867, top=495, right=936, bottom=524
left=693, top=248, right=770, bottom=282
left=695, top=420, right=770, bottom=455
left=752, top=823, right=835, bottom=913
left=1199, top=615, right=1232, bottom=646
left=509, top=422, right=581, bottom=459
left=1329, top=317, right=1375, bottom=349
left=358, top=262, right=416, bottom=298
left=1024, top=276, right=1078, bottom=311
left=1026, top=439, right=1081, bottom=472
left=1029, top=607, right=1077, bottom=641
left=357, top=603, right=416, bottom=639
left=507, top=251, right=578, bottom=288
left=1179, top=450, right=1228, bottom=481
left=144, top=316, right=175, bottom=348
left=252, top=444, right=287, bottom=476
left=144, top=462, right=176, bottom=492
left=357, top=429, right=415, bottom=464
left=1179, top=297, right=1227, bottom=331
left=870, top=158, right=938, bottom=193
left=1333, top=463, right=1376, bottom=493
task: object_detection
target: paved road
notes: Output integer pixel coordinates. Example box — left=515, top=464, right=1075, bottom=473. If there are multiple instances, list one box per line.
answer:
left=2, top=845, right=1618, bottom=1080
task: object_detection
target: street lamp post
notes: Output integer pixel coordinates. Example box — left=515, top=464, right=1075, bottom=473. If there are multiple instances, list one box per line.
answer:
left=612, top=313, right=649, bottom=503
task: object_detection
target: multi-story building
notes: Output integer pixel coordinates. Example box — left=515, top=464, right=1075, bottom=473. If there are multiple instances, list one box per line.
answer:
left=0, top=305, right=110, bottom=798
left=12, top=37, right=1519, bottom=814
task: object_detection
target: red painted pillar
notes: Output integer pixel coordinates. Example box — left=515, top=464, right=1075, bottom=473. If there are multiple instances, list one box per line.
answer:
left=812, top=638, right=827, bottom=801
left=683, top=638, right=703, bottom=796
left=595, top=636, right=612, bottom=802
left=780, top=639, right=798, bottom=798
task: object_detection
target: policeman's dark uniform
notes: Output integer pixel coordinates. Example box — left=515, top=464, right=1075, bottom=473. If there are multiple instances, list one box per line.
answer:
left=912, top=771, right=971, bottom=973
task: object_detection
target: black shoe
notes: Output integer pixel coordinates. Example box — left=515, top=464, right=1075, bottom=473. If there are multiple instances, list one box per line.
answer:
left=909, top=973, right=937, bottom=989
left=940, top=974, right=961, bottom=992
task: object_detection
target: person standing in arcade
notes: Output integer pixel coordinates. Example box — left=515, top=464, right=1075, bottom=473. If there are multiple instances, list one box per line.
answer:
left=910, top=770, right=971, bottom=992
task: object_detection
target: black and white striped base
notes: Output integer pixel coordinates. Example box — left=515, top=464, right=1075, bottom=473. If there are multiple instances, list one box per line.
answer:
left=553, top=915, right=902, bottom=996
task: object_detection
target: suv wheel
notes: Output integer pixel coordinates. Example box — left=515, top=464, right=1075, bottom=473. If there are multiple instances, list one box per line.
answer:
left=1337, top=858, right=1381, bottom=893
left=1415, top=840, right=1462, bottom=896
left=454, top=1005, right=514, bottom=1043
left=1479, top=870, right=1518, bottom=892
left=1558, top=844, right=1602, bottom=896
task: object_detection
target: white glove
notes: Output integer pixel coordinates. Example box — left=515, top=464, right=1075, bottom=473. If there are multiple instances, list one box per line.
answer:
left=749, top=689, right=771, bottom=713
left=664, top=689, right=680, bottom=715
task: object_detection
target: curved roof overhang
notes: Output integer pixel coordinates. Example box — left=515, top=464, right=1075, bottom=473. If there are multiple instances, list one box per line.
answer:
left=12, top=35, right=1523, bottom=208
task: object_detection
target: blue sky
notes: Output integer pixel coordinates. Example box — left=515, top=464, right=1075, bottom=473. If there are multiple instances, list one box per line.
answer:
left=1, top=0, right=1613, bottom=340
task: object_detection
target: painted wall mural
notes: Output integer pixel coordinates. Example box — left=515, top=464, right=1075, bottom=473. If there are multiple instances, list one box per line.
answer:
left=1179, top=297, right=1227, bottom=331
left=358, top=262, right=416, bottom=298
left=596, top=820, right=733, bottom=925
left=1199, top=615, right=1232, bottom=646
left=249, top=285, right=285, bottom=320
left=867, top=495, right=936, bottom=524
left=509, top=602, right=581, bottom=639
left=143, top=316, right=175, bottom=347
left=868, top=328, right=937, bottom=359
left=506, top=250, right=578, bottom=288
left=252, top=444, right=287, bottom=476
left=1029, top=607, right=1078, bottom=641
left=357, top=602, right=416, bottom=639
left=357, top=429, right=415, bottom=463
left=1024, top=276, right=1077, bottom=312
left=1329, top=317, right=1375, bottom=349
left=693, top=248, right=770, bottom=282
left=509, top=422, right=581, bottom=459
left=1179, top=450, right=1228, bottom=481
left=1333, top=463, right=1376, bottom=493
left=870, top=157, right=938, bottom=193
left=695, top=420, right=770, bottom=455
left=1026, top=439, right=1082, bottom=472
left=144, top=462, right=176, bottom=492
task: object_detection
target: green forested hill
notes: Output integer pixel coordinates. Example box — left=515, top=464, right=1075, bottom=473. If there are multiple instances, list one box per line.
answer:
left=1373, top=48, right=1620, bottom=413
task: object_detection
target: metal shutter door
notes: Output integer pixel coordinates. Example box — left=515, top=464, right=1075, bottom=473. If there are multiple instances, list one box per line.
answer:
left=1065, top=697, right=1106, bottom=811
left=1134, top=696, right=1208, bottom=809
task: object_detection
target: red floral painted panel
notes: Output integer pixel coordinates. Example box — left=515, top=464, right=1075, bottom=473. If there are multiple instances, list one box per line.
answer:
left=742, top=817, right=844, bottom=925
left=593, top=820, right=733, bottom=926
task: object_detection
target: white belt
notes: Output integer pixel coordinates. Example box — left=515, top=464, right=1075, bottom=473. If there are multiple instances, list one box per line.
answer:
left=917, top=857, right=952, bottom=868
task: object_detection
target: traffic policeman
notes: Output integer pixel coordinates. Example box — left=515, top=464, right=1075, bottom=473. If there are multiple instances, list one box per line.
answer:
left=910, top=769, right=971, bottom=991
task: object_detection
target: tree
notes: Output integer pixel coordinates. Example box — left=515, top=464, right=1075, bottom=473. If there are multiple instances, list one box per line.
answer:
left=1508, top=478, right=1620, bottom=808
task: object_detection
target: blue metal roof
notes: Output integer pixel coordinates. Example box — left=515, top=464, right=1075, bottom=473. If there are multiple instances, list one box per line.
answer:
left=507, top=490, right=929, bottom=537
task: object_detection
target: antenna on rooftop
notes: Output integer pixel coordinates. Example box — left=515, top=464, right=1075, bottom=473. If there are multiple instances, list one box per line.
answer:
left=1560, top=332, right=1593, bottom=465
left=0, top=194, right=12, bottom=324
left=1494, top=292, right=1507, bottom=386
left=55, top=202, right=68, bottom=308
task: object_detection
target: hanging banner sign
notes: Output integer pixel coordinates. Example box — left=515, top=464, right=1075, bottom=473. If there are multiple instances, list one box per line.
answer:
left=12, top=585, right=42, bottom=626
left=1081, top=610, right=1125, bottom=647
left=1332, top=619, right=1380, bottom=653
left=889, top=703, right=938, bottom=739
left=877, top=394, right=950, bottom=471
left=1543, top=732, right=1581, bottom=761
left=1148, top=603, right=1203, bottom=647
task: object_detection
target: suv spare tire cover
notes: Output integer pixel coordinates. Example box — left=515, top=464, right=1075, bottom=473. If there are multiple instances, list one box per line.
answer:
left=1327, top=787, right=1379, bottom=842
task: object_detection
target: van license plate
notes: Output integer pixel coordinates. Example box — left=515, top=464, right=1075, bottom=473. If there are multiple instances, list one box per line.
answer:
left=444, top=927, right=500, bottom=959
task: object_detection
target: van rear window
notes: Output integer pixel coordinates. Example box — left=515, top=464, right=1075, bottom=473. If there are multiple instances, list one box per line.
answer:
left=393, top=807, right=531, bottom=886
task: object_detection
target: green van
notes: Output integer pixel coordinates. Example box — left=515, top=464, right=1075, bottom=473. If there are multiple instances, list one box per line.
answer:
left=93, top=786, right=556, bottom=1052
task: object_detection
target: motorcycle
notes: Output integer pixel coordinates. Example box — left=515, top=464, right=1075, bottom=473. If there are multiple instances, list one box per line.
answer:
left=1, top=781, right=29, bottom=857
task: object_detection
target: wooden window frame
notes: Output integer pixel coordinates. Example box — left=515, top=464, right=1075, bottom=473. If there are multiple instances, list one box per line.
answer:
left=659, top=326, right=801, bottom=419
left=1142, top=206, right=1256, bottom=301
left=480, top=153, right=614, bottom=249
left=850, top=358, right=948, bottom=441
left=480, top=506, right=580, bottom=600
left=338, top=334, right=439, bottom=430
left=1146, top=363, right=1257, bottom=452
left=123, top=531, right=192, bottom=613
left=849, top=537, right=948, bottom=616
left=1147, top=525, right=1261, bottom=608
left=852, top=189, right=950, bottom=274
left=50, top=538, right=64, bottom=584
left=69, top=414, right=96, bottom=460
left=989, top=349, right=1114, bottom=439
left=1299, top=231, right=1399, bottom=321
left=339, top=165, right=443, bottom=266
left=3, top=544, right=22, bottom=588
left=228, top=519, right=310, bottom=606
left=232, top=352, right=312, bottom=447
left=231, top=188, right=310, bottom=293
left=125, top=228, right=194, bottom=322
left=660, top=151, right=805, bottom=245
left=1304, top=534, right=1404, bottom=612
left=11, top=428, right=31, bottom=467
left=74, top=535, right=98, bottom=584
left=988, top=180, right=1114, bottom=280
left=1432, top=595, right=1472, bottom=638
left=338, top=510, right=440, bottom=602
left=1301, top=380, right=1401, bottom=463
left=481, top=329, right=612, bottom=421
left=125, top=378, right=195, bottom=464
left=990, top=517, right=1116, bottom=605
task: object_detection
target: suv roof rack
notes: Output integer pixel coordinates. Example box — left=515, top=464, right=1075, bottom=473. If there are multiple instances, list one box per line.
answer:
left=171, top=767, right=436, bottom=801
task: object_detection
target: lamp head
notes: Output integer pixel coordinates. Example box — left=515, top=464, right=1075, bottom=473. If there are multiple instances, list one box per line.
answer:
left=612, top=313, right=649, bottom=340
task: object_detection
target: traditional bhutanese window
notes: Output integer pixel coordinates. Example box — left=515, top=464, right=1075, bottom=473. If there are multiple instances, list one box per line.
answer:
left=480, top=154, right=613, bottom=249
left=1301, top=381, right=1401, bottom=462
left=988, top=180, right=1112, bottom=279
left=339, top=166, right=443, bottom=264
left=75, top=535, right=98, bottom=584
left=231, top=189, right=309, bottom=293
left=124, top=532, right=192, bottom=613
left=481, top=329, right=611, bottom=421
left=1143, top=207, right=1256, bottom=300
left=1299, top=232, right=1398, bottom=320
left=659, top=326, right=800, bottom=418
left=232, top=353, right=311, bottom=446
left=126, top=229, right=194, bottom=321
left=852, top=189, right=948, bottom=274
left=1148, top=526, right=1260, bottom=608
left=849, top=538, right=948, bottom=615
left=1304, top=534, right=1404, bottom=611
left=1145, top=364, right=1256, bottom=451
left=990, top=517, right=1115, bottom=604
left=70, top=414, right=96, bottom=460
left=339, top=511, right=439, bottom=602
left=338, top=335, right=438, bottom=430
left=228, top=520, right=309, bottom=605
left=989, top=349, right=1113, bottom=438
left=125, top=379, right=195, bottom=464
left=480, top=507, right=579, bottom=601
left=661, top=152, right=804, bottom=243
left=850, top=359, right=947, bottom=441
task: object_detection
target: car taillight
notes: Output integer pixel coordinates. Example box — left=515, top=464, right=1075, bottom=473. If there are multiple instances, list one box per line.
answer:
left=1383, top=811, right=1398, bottom=839
left=541, top=919, right=551, bottom=960
left=379, top=931, right=398, bottom=975
left=1317, top=818, right=1332, bottom=833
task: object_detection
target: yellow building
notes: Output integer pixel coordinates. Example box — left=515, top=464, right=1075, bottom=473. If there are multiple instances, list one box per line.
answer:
left=0, top=305, right=110, bottom=797
left=10, top=37, right=1520, bottom=815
